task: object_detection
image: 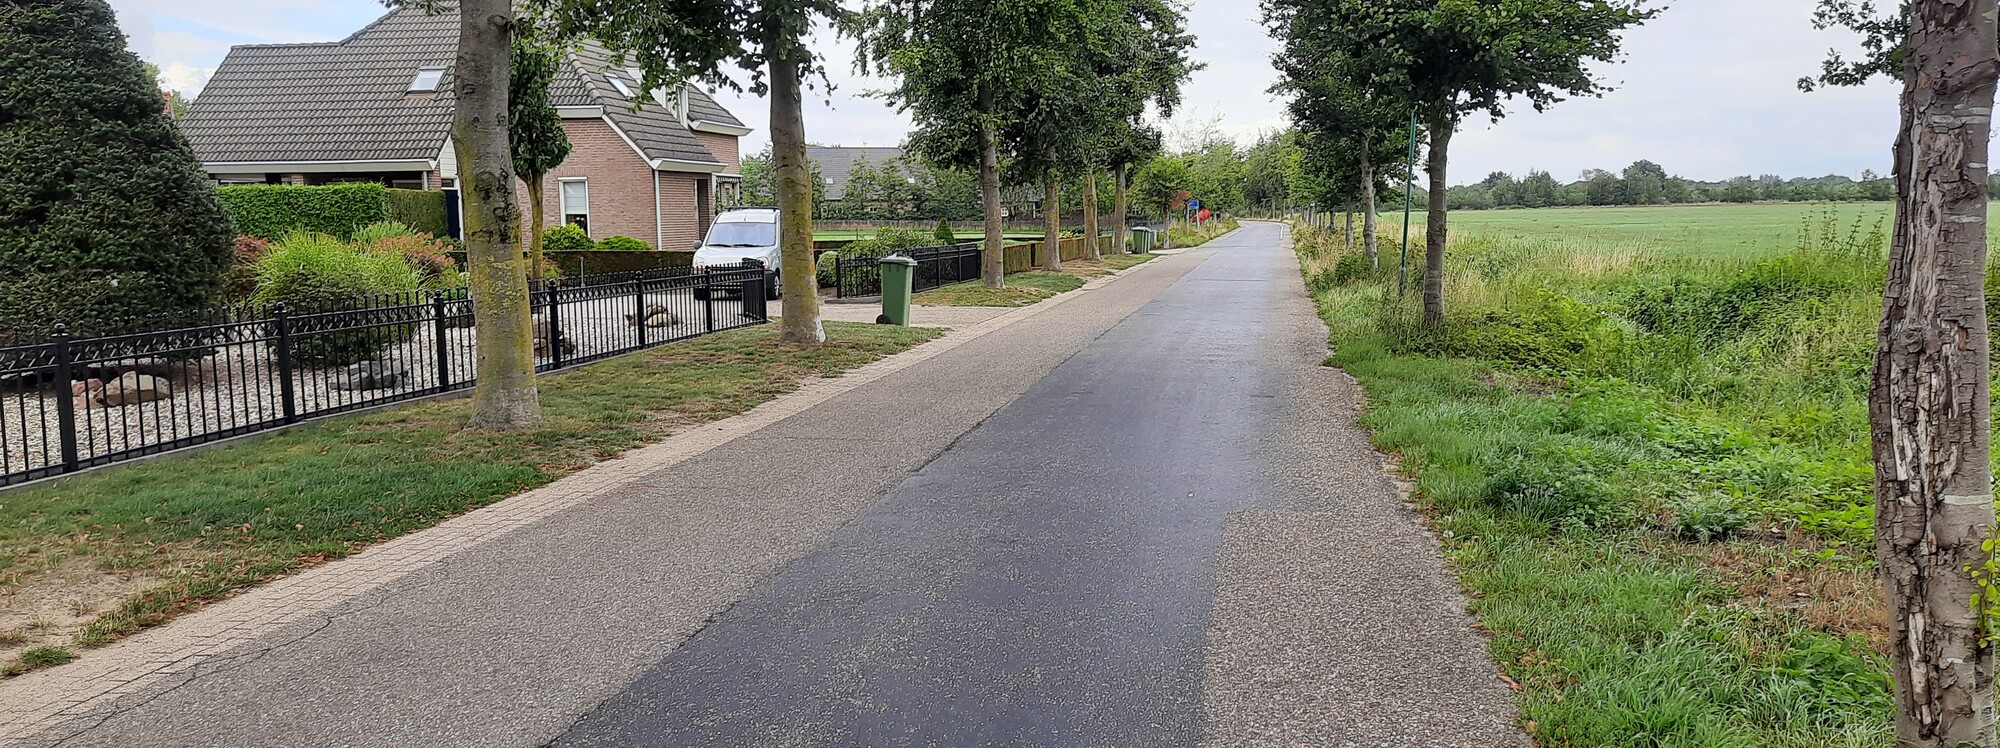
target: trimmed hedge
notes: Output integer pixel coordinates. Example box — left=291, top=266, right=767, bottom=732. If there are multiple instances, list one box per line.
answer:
left=219, top=184, right=390, bottom=240
left=385, top=189, right=448, bottom=237
left=218, top=184, right=451, bottom=241
left=596, top=235, right=650, bottom=252
left=444, top=249, right=694, bottom=277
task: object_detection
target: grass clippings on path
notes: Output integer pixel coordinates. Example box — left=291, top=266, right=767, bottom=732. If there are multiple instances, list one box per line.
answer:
left=913, top=253, right=1156, bottom=307
left=0, top=321, right=943, bottom=675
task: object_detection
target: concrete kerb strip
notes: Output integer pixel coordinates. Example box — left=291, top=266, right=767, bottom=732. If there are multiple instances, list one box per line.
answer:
left=0, top=248, right=1198, bottom=745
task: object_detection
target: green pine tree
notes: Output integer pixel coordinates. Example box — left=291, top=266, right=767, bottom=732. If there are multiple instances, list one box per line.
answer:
left=0, top=0, right=234, bottom=332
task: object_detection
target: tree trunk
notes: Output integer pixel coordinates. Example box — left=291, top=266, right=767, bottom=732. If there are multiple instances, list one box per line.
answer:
left=1343, top=203, right=1353, bottom=250
left=1113, top=163, right=1130, bottom=255
left=527, top=173, right=546, bottom=280
left=767, top=39, right=823, bottom=344
left=1361, top=134, right=1379, bottom=271
left=1875, top=2, right=2000, bottom=744
left=978, top=84, right=1005, bottom=289
left=1082, top=168, right=1100, bottom=261
left=1422, top=111, right=1452, bottom=327
left=456, top=0, right=542, bottom=431
left=1042, top=173, right=1062, bottom=271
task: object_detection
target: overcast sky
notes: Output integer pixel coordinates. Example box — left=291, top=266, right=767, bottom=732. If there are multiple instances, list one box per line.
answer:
left=118, top=0, right=1901, bottom=184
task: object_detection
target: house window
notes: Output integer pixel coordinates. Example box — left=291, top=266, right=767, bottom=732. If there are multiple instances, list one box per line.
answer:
left=606, top=72, right=634, bottom=99
left=560, top=178, right=589, bottom=234
left=408, top=67, right=445, bottom=93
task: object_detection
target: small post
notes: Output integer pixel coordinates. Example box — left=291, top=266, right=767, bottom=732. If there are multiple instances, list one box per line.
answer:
left=431, top=291, right=451, bottom=390
left=632, top=278, right=648, bottom=347
left=272, top=303, right=297, bottom=423
left=51, top=324, right=78, bottom=473
left=547, top=279, right=566, bottom=369
left=834, top=253, right=846, bottom=300
left=702, top=269, right=715, bottom=334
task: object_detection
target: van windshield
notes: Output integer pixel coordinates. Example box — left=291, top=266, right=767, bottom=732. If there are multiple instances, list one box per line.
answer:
left=704, top=221, right=777, bottom=247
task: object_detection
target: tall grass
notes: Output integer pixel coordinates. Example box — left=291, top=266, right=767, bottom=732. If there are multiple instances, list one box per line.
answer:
left=1295, top=210, right=1897, bottom=745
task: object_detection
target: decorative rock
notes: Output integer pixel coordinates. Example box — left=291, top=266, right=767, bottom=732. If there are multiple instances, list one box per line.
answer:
left=100, top=372, right=170, bottom=406
left=71, top=378, right=107, bottom=409
left=329, top=361, right=408, bottom=391
left=625, top=304, right=681, bottom=328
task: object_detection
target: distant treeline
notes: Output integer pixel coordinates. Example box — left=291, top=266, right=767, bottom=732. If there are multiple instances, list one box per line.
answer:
left=1439, top=160, right=1922, bottom=210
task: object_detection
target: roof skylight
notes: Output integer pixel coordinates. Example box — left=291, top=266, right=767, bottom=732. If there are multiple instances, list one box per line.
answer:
left=606, top=72, right=634, bottom=98
left=408, top=67, right=445, bottom=93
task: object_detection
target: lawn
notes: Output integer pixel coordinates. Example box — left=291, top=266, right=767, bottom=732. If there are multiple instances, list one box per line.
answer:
left=1295, top=203, right=1900, bottom=744
left=912, top=253, right=1155, bottom=307
left=0, top=322, right=943, bottom=675
left=813, top=230, right=1040, bottom=242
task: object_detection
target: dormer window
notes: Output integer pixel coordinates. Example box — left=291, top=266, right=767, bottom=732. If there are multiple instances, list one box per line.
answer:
left=408, top=67, right=445, bottom=93
left=606, top=72, right=634, bottom=98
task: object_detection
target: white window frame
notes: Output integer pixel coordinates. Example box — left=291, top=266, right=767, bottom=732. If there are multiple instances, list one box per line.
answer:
left=559, top=177, right=590, bottom=233
left=606, top=72, right=634, bottom=98
left=408, top=67, right=445, bottom=93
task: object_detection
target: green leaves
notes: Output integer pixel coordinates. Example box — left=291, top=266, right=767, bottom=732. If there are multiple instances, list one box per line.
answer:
left=509, top=39, right=572, bottom=180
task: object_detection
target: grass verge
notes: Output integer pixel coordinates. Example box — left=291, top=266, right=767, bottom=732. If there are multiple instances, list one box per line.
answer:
left=1296, top=220, right=1892, bottom=745
left=0, top=321, right=944, bottom=675
left=1167, top=216, right=1239, bottom=247
left=913, top=254, right=1155, bottom=307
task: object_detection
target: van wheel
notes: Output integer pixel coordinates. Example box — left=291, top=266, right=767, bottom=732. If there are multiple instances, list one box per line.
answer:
left=766, top=271, right=782, bottom=300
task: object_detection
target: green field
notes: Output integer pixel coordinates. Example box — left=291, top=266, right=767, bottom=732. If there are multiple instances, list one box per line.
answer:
left=1347, top=201, right=2000, bottom=260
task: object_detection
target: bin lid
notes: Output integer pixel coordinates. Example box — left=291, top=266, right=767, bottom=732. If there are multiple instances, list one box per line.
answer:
left=878, top=254, right=918, bottom=266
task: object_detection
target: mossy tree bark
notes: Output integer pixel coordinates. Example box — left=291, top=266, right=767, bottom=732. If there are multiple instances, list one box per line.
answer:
left=1873, top=2, right=1999, bottom=744
left=527, top=178, right=547, bottom=280
left=1421, top=110, right=1452, bottom=328
left=1112, top=163, right=1130, bottom=255
left=456, top=0, right=543, bottom=431
left=767, top=36, right=823, bottom=345
left=1082, top=168, right=1101, bottom=261
left=1042, top=174, right=1062, bottom=271
left=979, top=84, right=1005, bottom=289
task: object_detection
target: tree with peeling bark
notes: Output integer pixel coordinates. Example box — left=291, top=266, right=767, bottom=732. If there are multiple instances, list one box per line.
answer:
left=1272, top=0, right=1655, bottom=327
left=531, top=0, right=841, bottom=345
left=1807, top=1, right=2000, bottom=744
left=851, top=0, right=1106, bottom=288
left=394, top=0, right=545, bottom=430
left=510, top=37, right=571, bottom=281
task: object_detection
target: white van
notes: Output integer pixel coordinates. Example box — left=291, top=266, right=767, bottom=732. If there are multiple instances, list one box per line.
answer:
left=692, top=207, right=782, bottom=300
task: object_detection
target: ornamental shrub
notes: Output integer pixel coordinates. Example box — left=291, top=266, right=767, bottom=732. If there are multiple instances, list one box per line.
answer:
left=542, top=223, right=594, bottom=253
left=0, top=0, right=233, bottom=331
left=596, top=236, right=651, bottom=252
left=253, top=232, right=424, bottom=365
left=216, top=184, right=392, bottom=240
left=933, top=219, right=955, bottom=244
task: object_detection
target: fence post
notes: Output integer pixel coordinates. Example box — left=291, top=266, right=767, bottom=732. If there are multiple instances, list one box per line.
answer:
left=702, top=269, right=715, bottom=333
left=547, top=279, right=566, bottom=369
left=632, top=278, right=648, bottom=347
left=273, top=303, right=298, bottom=424
left=742, top=267, right=765, bottom=320
left=431, top=291, right=451, bottom=390
left=834, top=253, right=845, bottom=299
left=51, top=324, right=79, bottom=473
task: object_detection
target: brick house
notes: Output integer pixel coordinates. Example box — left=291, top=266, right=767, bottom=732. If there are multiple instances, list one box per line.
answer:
left=177, top=6, right=749, bottom=250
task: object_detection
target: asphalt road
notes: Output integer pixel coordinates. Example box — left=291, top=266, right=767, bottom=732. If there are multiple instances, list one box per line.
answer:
left=552, top=222, right=1525, bottom=747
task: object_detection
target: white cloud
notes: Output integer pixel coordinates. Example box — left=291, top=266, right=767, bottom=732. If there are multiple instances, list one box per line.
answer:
left=157, top=62, right=216, bottom=96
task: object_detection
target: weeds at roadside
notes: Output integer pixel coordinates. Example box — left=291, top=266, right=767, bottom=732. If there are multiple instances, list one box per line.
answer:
left=1293, top=213, right=1895, bottom=744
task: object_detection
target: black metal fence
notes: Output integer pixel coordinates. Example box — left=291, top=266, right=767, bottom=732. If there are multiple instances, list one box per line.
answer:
left=832, top=242, right=982, bottom=299
left=0, top=264, right=769, bottom=486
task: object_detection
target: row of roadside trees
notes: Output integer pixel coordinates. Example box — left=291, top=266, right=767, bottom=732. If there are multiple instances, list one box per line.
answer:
left=402, top=0, right=1197, bottom=430
left=1263, top=0, right=2000, bottom=744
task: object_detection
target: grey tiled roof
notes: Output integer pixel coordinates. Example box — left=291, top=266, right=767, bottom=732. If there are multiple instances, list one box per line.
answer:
left=686, top=88, right=743, bottom=128
left=807, top=147, right=908, bottom=200
left=180, top=9, right=456, bottom=163
left=566, top=41, right=723, bottom=165
left=181, top=6, right=741, bottom=169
